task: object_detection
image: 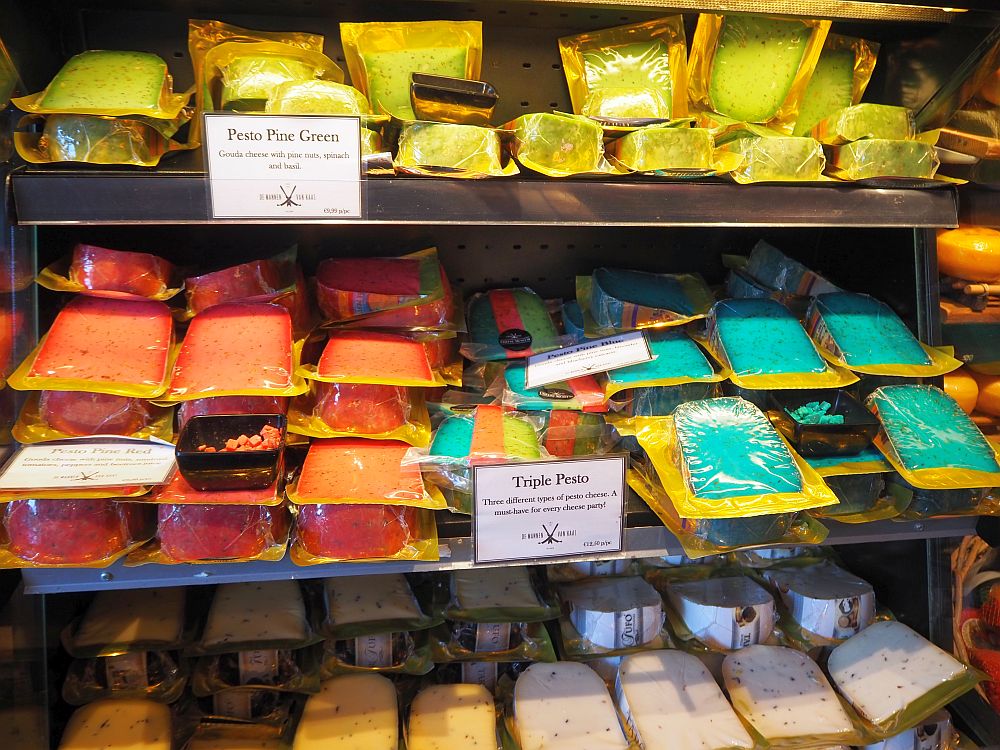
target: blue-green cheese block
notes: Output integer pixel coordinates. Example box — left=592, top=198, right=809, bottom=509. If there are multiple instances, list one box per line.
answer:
left=726, top=270, right=772, bottom=299
left=886, top=473, right=987, bottom=517
left=673, top=397, right=803, bottom=500
left=683, top=513, right=795, bottom=548
left=830, top=139, right=938, bottom=181
left=728, top=135, right=825, bottom=183
left=715, top=299, right=826, bottom=376
left=867, top=385, right=1000, bottom=474
left=266, top=80, right=371, bottom=115
left=811, top=292, right=930, bottom=368
left=396, top=122, right=503, bottom=173
left=591, top=268, right=712, bottom=331
left=611, top=329, right=714, bottom=386
left=503, top=365, right=584, bottom=412
left=815, top=104, right=913, bottom=143
left=744, top=240, right=838, bottom=297
left=511, top=113, right=605, bottom=175
left=561, top=301, right=585, bottom=343
left=221, top=55, right=317, bottom=112
left=824, top=473, right=885, bottom=516
left=613, top=126, right=713, bottom=172
left=38, top=51, right=170, bottom=113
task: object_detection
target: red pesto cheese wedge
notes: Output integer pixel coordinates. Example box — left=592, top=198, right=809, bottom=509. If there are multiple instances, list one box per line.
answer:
left=315, top=382, right=408, bottom=434
left=296, top=503, right=417, bottom=560
left=150, top=468, right=281, bottom=505
left=295, top=438, right=425, bottom=503
left=177, top=395, right=289, bottom=429
left=0, top=304, right=27, bottom=377
left=157, top=503, right=283, bottom=561
left=28, top=296, right=173, bottom=391
left=39, top=390, right=153, bottom=436
left=70, top=243, right=175, bottom=298
left=185, top=258, right=287, bottom=316
left=318, top=256, right=424, bottom=296
left=168, top=302, right=294, bottom=398
left=316, top=331, right=435, bottom=384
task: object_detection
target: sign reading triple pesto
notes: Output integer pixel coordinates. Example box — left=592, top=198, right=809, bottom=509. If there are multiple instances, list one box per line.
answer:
left=204, top=113, right=362, bottom=220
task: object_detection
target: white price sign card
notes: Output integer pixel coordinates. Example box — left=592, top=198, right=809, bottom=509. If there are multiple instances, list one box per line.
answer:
left=473, top=455, right=626, bottom=564
left=0, top=438, right=176, bottom=490
left=524, top=331, right=652, bottom=389
left=204, top=113, right=362, bottom=219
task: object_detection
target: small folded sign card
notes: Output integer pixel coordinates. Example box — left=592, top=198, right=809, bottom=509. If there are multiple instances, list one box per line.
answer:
left=524, top=331, right=652, bottom=389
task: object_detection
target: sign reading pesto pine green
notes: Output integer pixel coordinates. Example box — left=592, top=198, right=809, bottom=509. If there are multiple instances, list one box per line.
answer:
left=204, top=113, right=362, bottom=219
left=473, top=455, right=626, bottom=564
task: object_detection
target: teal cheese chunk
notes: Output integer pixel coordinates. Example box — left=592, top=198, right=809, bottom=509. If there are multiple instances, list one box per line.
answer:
left=788, top=401, right=844, bottom=425
left=430, top=413, right=474, bottom=459
left=591, top=268, right=712, bottom=331
left=39, top=51, right=169, bottom=113
left=561, top=301, right=586, bottom=343
left=715, top=298, right=826, bottom=376
left=812, top=292, right=930, bottom=368
left=611, top=329, right=714, bottom=385
left=868, top=385, right=1000, bottom=474
left=674, top=397, right=804, bottom=499
left=685, top=513, right=794, bottom=547
left=743, top=240, right=838, bottom=297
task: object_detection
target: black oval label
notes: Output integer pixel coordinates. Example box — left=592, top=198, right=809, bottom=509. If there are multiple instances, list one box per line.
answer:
left=498, top=328, right=532, bottom=351
left=449, top=404, right=478, bottom=413
left=538, top=388, right=574, bottom=401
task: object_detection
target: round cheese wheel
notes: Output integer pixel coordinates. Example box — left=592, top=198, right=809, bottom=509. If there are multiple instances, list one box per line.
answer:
left=157, top=503, right=276, bottom=561
left=937, top=227, right=1000, bottom=282
left=945, top=368, right=980, bottom=414
left=296, top=503, right=416, bottom=560
left=314, top=382, right=408, bottom=435
left=972, top=370, right=1000, bottom=417
left=39, top=390, right=152, bottom=436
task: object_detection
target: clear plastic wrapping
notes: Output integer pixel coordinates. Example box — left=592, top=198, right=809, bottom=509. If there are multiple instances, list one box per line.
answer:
left=664, top=574, right=778, bottom=652
left=37, top=244, right=181, bottom=300
left=813, top=103, right=914, bottom=145
left=13, top=391, right=172, bottom=443
left=559, top=576, right=666, bottom=654
left=579, top=269, right=714, bottom=335
left=540, top=411, right=614, bottom=458
left=608, top=124, right=718, bottom=173
left=743, top=239, right=840, bottom=298
left=464, top=288, right=567, bottom=361
left=149, top=466, right=283, bottom=507
left=430, top=620, right=557, bottom=663
left=191, top=643, right=322, bottom=697
left=62, top=650, right=188, bottom=705
left=506, top=112, right=617, bottom=177
left=63, top=587, right=189, bottom=657
left=720, top=132, right=827, bottom=184
left=828, top=139, right=940, bottom=182
left=177, top=395, right=289, bottom=429
left=322, top=630, right=434, bottom=677
left=265, top=79, right=370, bottom=115
left=886, top=473, right=995, bottom=520
left=811, top=472, right=905, bottom=523
left=559, top=16, right=688, bottom=120
left=498, top=363, right=606, bottom=413
left=793, top=34, right=880, bottom=138
left=290, top=503, right=439, bottom=564
left=395, top=122, right=515, bottom=178
left=183, top=250, right=307, bottom=323
left=445, top=567, right=559, bottom=623
left=320, top=573, right=436, bottom=639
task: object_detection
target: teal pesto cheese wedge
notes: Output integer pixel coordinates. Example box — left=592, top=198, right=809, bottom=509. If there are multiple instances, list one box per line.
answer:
left=610, top=329, right=714, bottom=386
left=561, top=300, right=586, bottom=343
left=868, top=385, right=1000, bottom=475
left=38, top=51, right=170, bottom=113
left=744, top=240, right=839, bottom=297
left=674, top=397, right=804, bottom=500
left=713, top=298, right=827, bottom=376
left=808, top=292, right=930, bottom=369
left=590, top=268, right=713, bottom=332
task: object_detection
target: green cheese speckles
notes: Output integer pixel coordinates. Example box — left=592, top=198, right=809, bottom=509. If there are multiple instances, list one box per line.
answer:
left=715, top=298, right=826, bottom=376
left=40, top=51, right=169, bottom=112
left=793, top=48, right=854, bottom=137
left=362, top=47, right=468, bottom=119
left=709, top=16, right=812, bottom=123
left=830, top=139, right=938, bottom=181
left=816, top=104, right=913, bottom=144
left=728, top=135, right=825, bottom=183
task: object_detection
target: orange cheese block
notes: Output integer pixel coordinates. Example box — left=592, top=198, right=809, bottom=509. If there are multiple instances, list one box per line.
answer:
left=937, top=227, right=1000, bottom=283
left=945, top=368, right=980, bottom=414
left=469, top=404, right=506, bottom=456
left=316, top=331, right=435, bottom=384
left=28, top=296, right=173, bottom=391
left=972, top=371, right=1000, bottom=417
left=295, top=438, right=426, bottom=504
left=169, top=302, right=293, bottom=398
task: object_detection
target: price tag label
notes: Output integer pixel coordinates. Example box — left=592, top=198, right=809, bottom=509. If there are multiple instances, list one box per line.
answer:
left=473, top=456, right=626, bottom=564
left=0, top=438, right=176, bottom=490
left=524, top=331, right=652, bottom=389
left=204, top=113, right=362, bottom=219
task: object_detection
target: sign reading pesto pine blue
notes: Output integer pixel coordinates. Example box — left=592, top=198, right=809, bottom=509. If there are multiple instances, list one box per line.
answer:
left=473, top=455, right=626, bottom=564
left=204, top=113, right=362, bottom=219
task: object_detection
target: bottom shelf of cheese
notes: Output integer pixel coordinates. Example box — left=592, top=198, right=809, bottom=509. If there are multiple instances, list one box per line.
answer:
left=28, top=557, right=996, bottom=750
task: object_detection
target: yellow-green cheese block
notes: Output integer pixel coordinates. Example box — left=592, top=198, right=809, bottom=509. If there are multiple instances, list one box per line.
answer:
left=614, top=126, right=713, bottom=171
left=362, top=47, right=468, bottom=119
left=397, top=122, right=503, bottom=173
left=40, top=51, right=169, bottom=113
left=831, top=139, right=937, bottom=180
left=266, top=80, right=371, bottom=115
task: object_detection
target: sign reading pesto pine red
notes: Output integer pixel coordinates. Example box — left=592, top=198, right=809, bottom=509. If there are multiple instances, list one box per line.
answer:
left=204, top=113, right=362, bottom=219
left=473, top=455, right=626, bottom=564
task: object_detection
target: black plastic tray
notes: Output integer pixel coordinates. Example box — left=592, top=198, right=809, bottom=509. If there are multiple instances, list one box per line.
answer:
left=768, top=389, right=879, bottom=457
left=175, top=414, right=286, bottom=491
left=410, top=73, right=498, bottom=126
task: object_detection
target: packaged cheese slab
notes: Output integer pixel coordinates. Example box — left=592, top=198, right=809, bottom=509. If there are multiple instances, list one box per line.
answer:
left=540, top=410, right=613, bottom=458
left=813, top=473, right=905, bottom=524
left=828, top=621, right=982, bottom=735
left=763, top=562, right=875, bottom=643
left=191, top=642, right=322, bottom=696
left=447, top=566, right=557, bottom=623
left=500, top=363, right=606, bottom=413
left=721, top=132, right=827, bottom=184
left=0, top=499, right=153, bottom=568
left=288, top=438, right=440, bottom=508
left=408, top=683, right=496, bottom=750
left=58, top=698, right=171, bottom=750
left=62, top=649, right=188, bottom=705
left=886, top=473, right=992, bottom=520
left=266, top=78, right=370, bottom=116
left=300, top=329, right=453, bottom=388
left=431, top=620, right=557, bottom=663
left=723, top=645, right=858, bottom=747
left=166, top=302, right=302, bottom=400
left=14, top=50, right=190, bottom=118
left=561, top=576, right=664, bottom=651
left=465, top=288, right=565, bottom=361
left=321, top=573, right=435, bottom=638
left=194, top=580, right=315, bottom=654
left=507, top=112, right=617, bottom=177
left=183, top=252, right=300, bottom=318
left=340, top=20, right=482, bottom=120
left=867, top=385, right=1000, bottom=489
left=37, top=243, right=180, bottom=300
left=744, top=239, right=841, bottom=298
left=513, top=662, right=629, bottom=750
left=13, top=390, right=172, bottom=443
left=322, top=630, right=434, bottom=677
left=580, top=269, right=714, bottom=336
left=148, top=465, right=283, bottom=507
left=689, top=14, right=830, bottom=132
left=395, top=122, right=515, bottom=178
left=616, top=650, right=755, bottom=750
left=600, top=327, right=722, bottom=396
left=793, top=34, right=880, bottom=138
left=193, top=686, right=298, bottom=728
left=9, top=296, right=174, bottom=397
left=291, top=503, right=438, bottom=564
left=829, top=139, right=940, bottom=182
left=559, top=16, right=688, bottom=120
left=293, top=674, right=398, bottom=750
left=64, top=587, right=187, bottom=657
left=666, top=575, right=776, bottom=651
left=609, top=124, right=716, bottom=173
left=813, top=104, right=914, bottom=145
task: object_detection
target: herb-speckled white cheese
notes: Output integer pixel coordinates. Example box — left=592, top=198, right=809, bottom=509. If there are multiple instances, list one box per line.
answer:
left=515, top=662, right=629, bottom=750
left=764, top=562, right=875, bottom=640
left=73, top=588, right=185, bottom=649
left=408, top=684, right=496, bottom=750
left=451, top=567, right=543, bottom=610
left=201, top=581, right=307, bottom=648
left=325, top=574, right=422, bottom=626
left=616, top=650, right=754, bottom=750
left=190, top=738, right=285, bottom=750
left=293, top=674, right=398, bottom=750
left=667, top=576, right=775, bottom=650
left=563, top=576, right=663, bottom=650
left=58, top=699, right=171, bottom=750
left=827, top=621, right=968, bottom=726
left=723, top=645, right=854, bottom=741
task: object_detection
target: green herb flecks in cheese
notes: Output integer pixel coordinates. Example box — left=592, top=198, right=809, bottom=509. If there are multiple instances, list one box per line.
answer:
left=40, top=51, right=169, bottom=112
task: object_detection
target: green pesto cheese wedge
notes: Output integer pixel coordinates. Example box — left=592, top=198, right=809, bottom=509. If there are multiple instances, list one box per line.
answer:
left=512, top=113, right=605, bottom=175
left=582, top=40, right=673, bottom=119
left=221, top=55, right=318, bottom=112
left=830, top=139, right=938, bottom=180
left=614, top=126, right=713, bottom=172
left=728, top=135, right=825, bottom=182
left=362, top=47, right=468, bottom=119
left=266, top=80, right=371, bottom=115
left=709, top=16, right=813, bottom=124
left=396, top=122, right=502, bottom=173
left=793, top=47, right=855, bottom=137
left=39, top=51, right=169, bottom=113
left=815, top=103, right=913, bottom=144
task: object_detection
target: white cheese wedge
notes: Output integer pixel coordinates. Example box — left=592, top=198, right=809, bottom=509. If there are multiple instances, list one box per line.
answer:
left=293, top=673, right=398, bottom=750
left=764, top=562, right=875, bottom=640
left=451, top=567, right=542, bottom=611
left=616, top=650, right=754, bottom=750
left=201, top=581, right=307, bottom=648
left=73, top=588, right=185, bottom=649
left=408, top=684, right=496, bottom=750
left=667, top=576, right=776, bottom=651
left=827, top=621, right=968, bottom=726
left=324, top=574, right=423, bottom=626
left=514, top=662, right=629, bottom=750
left=563, top=576, right=663, bottom=650
left=58, top=699, right=171, bottom=750
left=723, top=645, right=854, bottom=741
